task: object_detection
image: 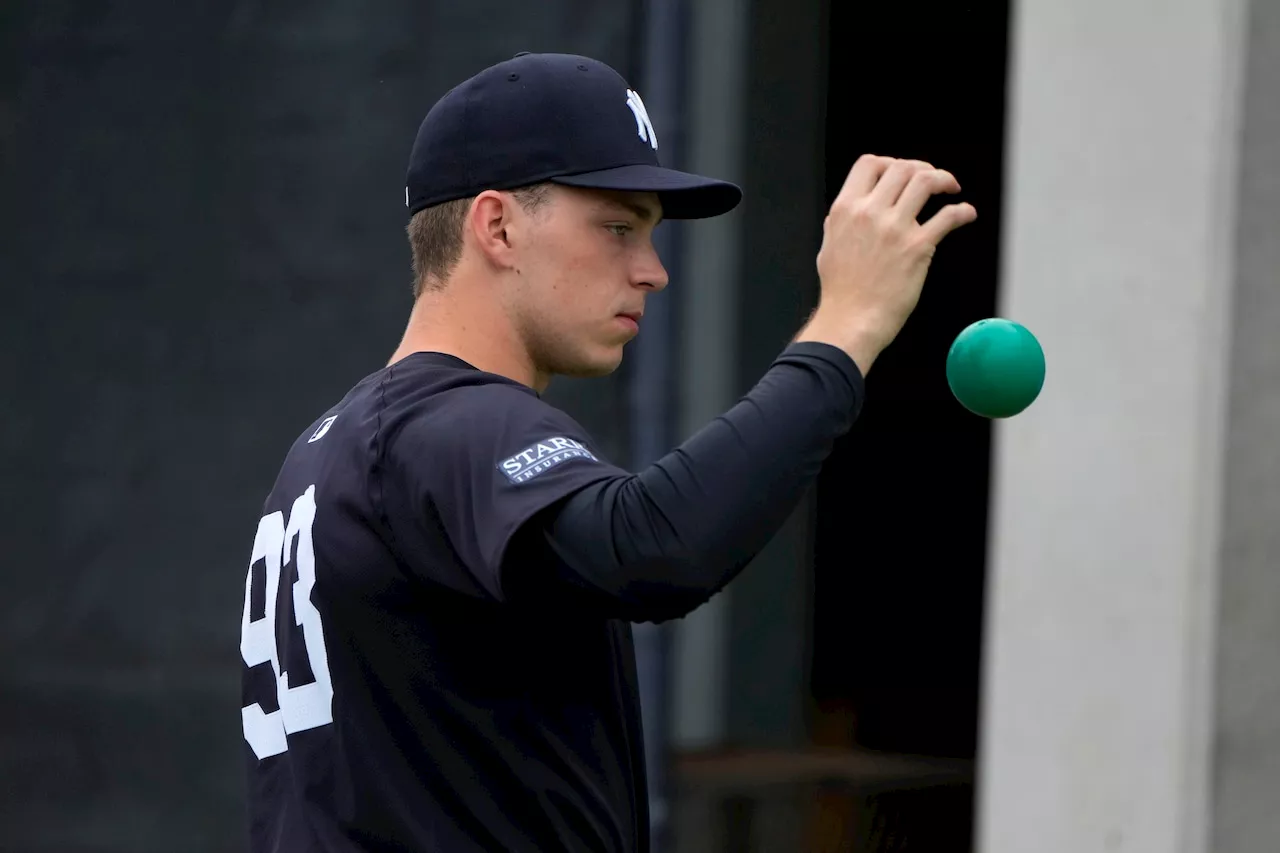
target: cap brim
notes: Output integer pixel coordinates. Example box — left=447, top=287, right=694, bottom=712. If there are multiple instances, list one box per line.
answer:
left=552, top=164, right=742, bottom=220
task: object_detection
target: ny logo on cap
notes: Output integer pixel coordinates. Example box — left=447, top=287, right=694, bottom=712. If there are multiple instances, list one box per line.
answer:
left=626, top=89, right=658, bottom=151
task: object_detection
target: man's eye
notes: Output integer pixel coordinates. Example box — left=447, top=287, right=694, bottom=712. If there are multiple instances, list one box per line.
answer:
left=605, top=224, right=631, bottom=237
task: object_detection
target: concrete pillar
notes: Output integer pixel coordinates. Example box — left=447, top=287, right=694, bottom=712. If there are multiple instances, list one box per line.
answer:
left=670, top=0, right=749, bottom=750
left=977, top=0, right=1279, bottom=851
left=1208, top=2, right=1280, bottom=849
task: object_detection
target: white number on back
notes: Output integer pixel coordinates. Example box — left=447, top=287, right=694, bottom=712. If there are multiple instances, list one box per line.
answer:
left=240, top=485, right=333, bottom=759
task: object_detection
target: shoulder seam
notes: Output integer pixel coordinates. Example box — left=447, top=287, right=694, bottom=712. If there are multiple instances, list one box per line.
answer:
left=371, top=364, right=401, bottom=556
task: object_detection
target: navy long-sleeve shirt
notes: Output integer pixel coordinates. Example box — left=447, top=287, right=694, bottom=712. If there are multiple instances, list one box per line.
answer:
left=241, top=342, right=863, bottom=853
left=505, top=343, right=864, bottom=623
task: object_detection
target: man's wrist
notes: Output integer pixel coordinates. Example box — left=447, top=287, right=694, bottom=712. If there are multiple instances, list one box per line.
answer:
left=792, top=306, right=885, bottom=376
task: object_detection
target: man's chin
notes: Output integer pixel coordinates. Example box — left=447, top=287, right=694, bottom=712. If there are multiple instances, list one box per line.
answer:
left=551, top=349, right=625, bottom=379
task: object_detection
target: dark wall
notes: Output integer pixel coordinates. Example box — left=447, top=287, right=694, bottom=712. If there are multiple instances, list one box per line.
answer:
left=799, top=4, right=1012, bottom=850
left=2, top=4, right=637, bottom=850
left=812, top=0, right=1011, bottom=760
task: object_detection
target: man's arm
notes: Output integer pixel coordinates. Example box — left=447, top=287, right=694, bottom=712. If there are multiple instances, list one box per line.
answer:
left=503, top=155, right=977, bottom=622
left=502, top=341, right=861, bottom=622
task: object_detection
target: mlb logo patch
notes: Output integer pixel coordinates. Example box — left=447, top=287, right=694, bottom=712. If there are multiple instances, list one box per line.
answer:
left=308, top=415, right=337, bottom=443
left=498, top=437, right=598, bottom=484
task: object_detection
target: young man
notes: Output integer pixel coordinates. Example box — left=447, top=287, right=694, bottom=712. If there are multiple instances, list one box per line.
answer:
left=240, top=52, right=975, bottom=852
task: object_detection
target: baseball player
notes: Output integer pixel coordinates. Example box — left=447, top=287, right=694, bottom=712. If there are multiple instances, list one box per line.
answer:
left=239, top=52, right=975, bottom=852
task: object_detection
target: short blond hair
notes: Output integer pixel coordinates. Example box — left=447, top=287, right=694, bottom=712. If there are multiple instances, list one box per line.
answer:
left=406, top=184, right=551, bottom=297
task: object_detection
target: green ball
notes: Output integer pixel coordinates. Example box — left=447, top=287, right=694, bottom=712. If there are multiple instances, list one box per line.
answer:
left=946, top=318, right=1045, bottom=418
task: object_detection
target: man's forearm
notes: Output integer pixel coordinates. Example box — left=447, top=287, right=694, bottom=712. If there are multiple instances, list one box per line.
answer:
left=507, top=342, right=864, bottom=622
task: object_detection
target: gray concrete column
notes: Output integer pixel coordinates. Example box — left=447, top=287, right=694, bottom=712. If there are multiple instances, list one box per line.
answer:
left=1208, top=2, right=1280, bottom=849
left=977, top=0, right=1279, bottom=851
left=670, top=0, right=748, bottom=750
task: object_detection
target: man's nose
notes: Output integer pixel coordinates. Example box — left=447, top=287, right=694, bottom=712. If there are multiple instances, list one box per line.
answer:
left=635, top=247, right=669, bottom=292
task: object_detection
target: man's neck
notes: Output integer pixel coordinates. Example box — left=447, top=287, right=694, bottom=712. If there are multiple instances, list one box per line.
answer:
left=388, top=279, right=547, bottom=392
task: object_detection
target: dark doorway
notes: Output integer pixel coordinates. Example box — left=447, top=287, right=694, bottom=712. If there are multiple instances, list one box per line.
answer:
left=808, top=1, right=1013, bottom=849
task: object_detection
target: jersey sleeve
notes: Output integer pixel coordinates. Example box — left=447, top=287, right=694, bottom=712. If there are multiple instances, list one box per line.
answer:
left=505, top=341, right=865, bottom=623
left=384, top=381, right=627, bottom=600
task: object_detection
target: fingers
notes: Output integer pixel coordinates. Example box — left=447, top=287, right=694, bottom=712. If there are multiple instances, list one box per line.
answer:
left=919, top=202, right=978, bottom=245
left=866, top=159, right=934, bottom=208
left=896, top=168, right=961, bottom=221
left=832, top=153, right=977, bottom=245
left=834, top=154, right=893, bottom=202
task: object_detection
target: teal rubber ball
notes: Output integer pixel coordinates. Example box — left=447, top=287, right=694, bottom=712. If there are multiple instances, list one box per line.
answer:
left=946, top=318, right=1045, bottom=418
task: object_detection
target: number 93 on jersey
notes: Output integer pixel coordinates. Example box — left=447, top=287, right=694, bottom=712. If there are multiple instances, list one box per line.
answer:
left=239, top=485, right=334, bottom=759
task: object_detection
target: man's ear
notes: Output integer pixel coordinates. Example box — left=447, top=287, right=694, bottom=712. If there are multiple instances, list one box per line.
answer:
left=467, top=190, right=516, bottom=270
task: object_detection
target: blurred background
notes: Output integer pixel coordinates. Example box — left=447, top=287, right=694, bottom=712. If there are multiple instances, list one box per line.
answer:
left=3, top=1, right=1277, bottom=851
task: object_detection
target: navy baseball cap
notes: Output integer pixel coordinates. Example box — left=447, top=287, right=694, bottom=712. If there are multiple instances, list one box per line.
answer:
left=405, top=52, right=742, bottom=220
